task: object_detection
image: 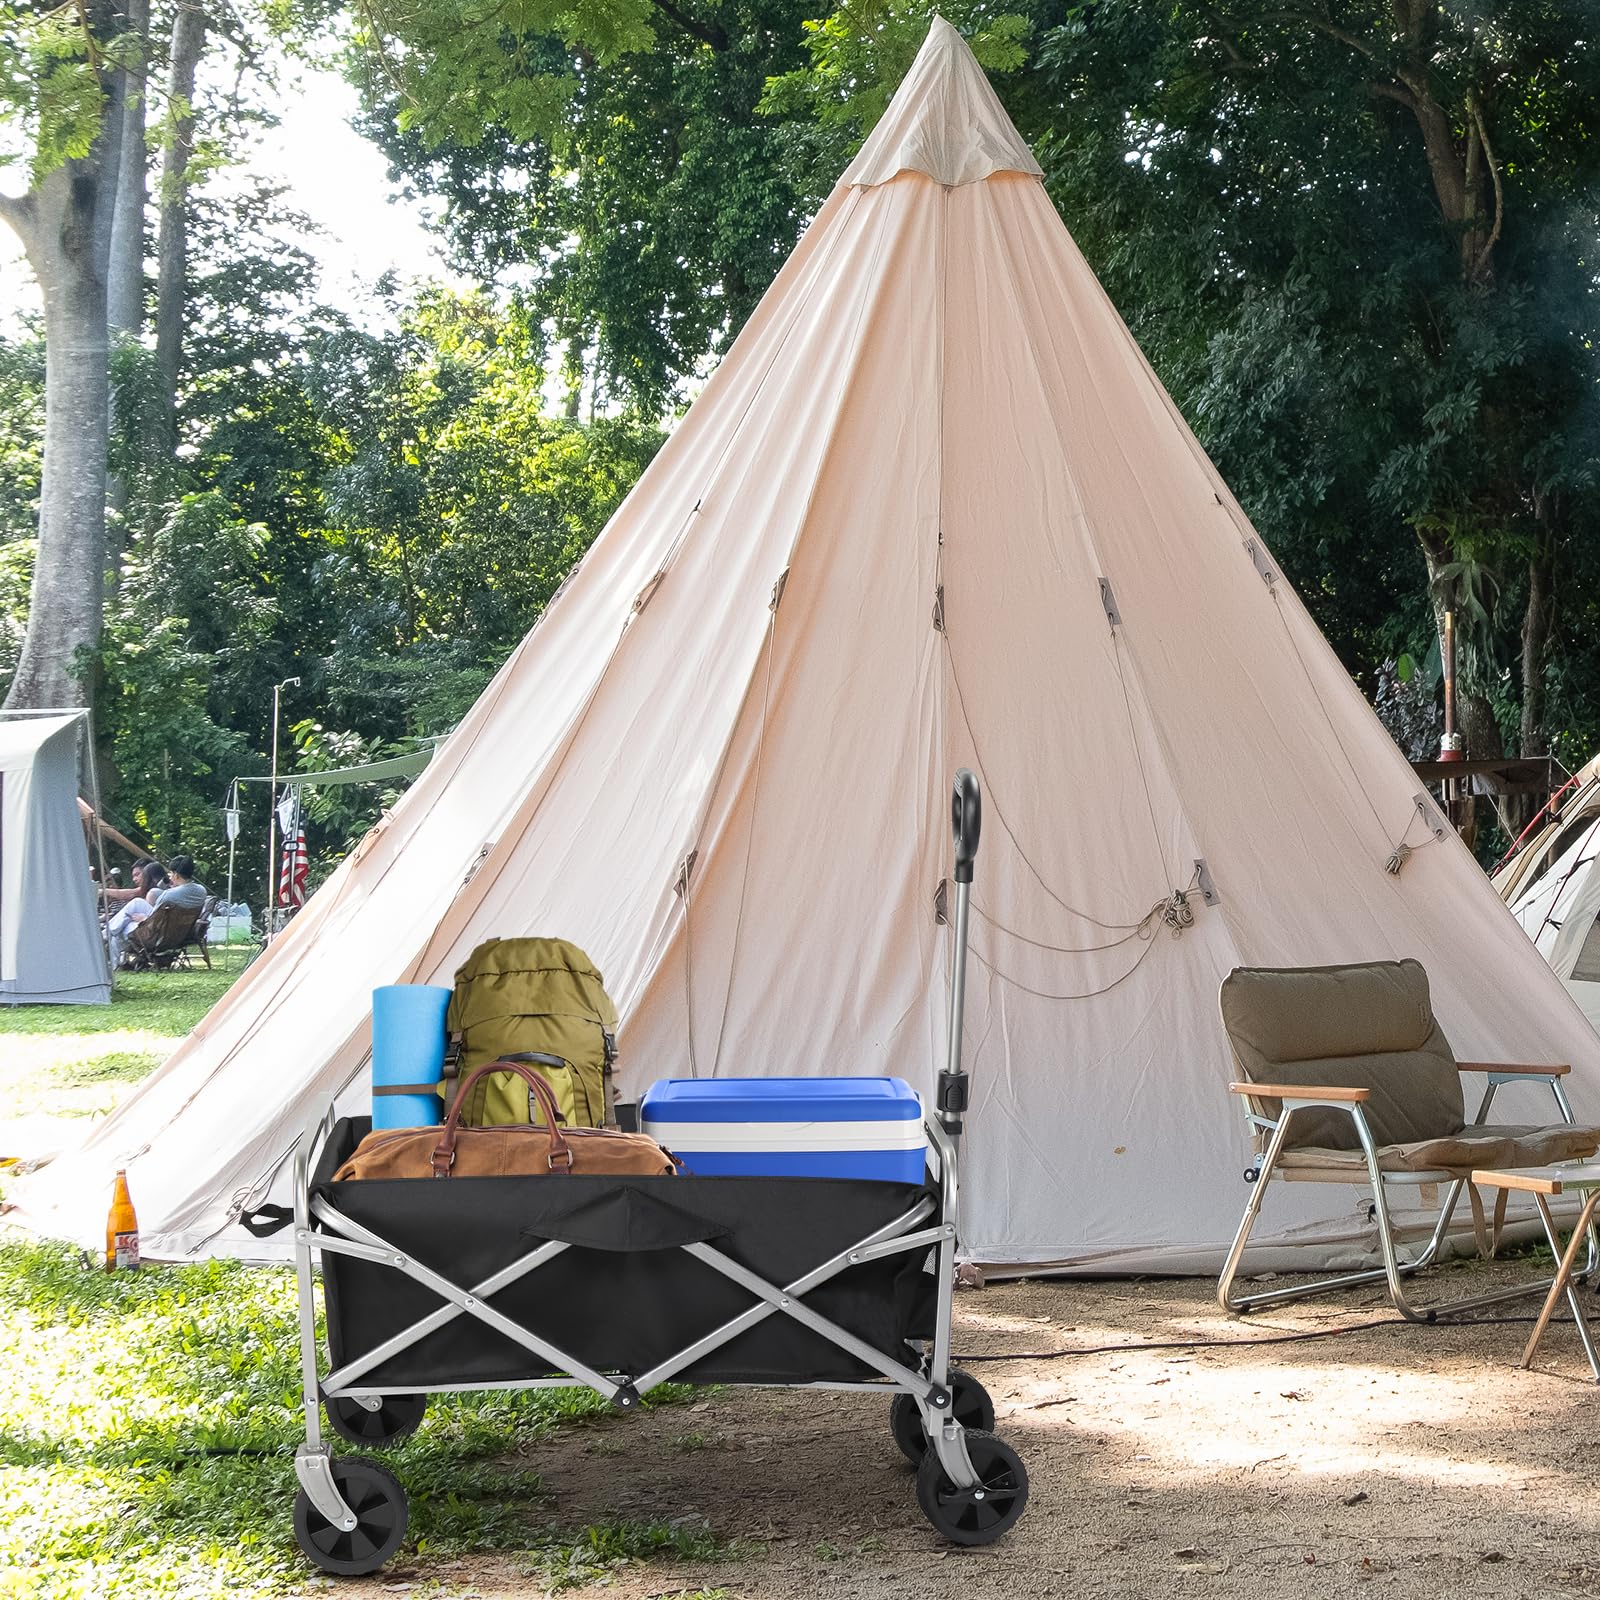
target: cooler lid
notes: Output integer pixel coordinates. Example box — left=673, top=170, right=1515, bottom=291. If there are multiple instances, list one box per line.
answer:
left=640, top=1076, right=922, bottom=1123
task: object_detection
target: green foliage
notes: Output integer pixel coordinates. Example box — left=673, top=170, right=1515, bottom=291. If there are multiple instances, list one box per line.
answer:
left=761, top=0, right=1034, bottom=196
left=308, top=290, right=660, bottom=735
left=100, top=492, right=269, bottom=879
left=0, top=2, right=122, bottom=182
left=355, top=0, right=818, bottom=412
left=0, top=172, right=660, bottom=906
left=355, top=0, right=656, bottom=148
left=1031, top=1, right=1600, bottom=750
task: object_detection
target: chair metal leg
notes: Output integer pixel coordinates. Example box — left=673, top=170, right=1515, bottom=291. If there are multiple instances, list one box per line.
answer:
left=1217, top=1110, right=1295, bottom=1312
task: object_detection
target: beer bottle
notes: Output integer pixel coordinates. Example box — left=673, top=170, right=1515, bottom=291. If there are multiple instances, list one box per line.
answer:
left=105, top=1169, right=139, bottom=1271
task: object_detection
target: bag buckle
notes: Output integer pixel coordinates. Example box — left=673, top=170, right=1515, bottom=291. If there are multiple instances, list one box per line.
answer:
left=431, top=1146, right=456, bottom=1176
left=547, top=1148, right=574, bottom=1171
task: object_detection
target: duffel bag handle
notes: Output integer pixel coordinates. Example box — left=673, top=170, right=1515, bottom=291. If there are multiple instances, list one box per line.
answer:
left=431, top=1058, right=574, bottom=1177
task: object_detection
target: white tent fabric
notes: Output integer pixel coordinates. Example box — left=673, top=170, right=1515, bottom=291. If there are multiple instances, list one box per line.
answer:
left=0, top=714, right=110, bottom=1006
left=18, top=20, right=1600, bottom=1264
left=1498, top=756, right=1600, bottom=1036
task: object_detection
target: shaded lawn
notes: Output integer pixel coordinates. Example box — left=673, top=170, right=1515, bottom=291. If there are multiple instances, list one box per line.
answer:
left=0, top=1242, right=724, bottom=1599
left=0, top=967, right=239, bottom=1039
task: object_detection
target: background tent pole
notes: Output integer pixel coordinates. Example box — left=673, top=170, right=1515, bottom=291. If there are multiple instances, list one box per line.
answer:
left=266, top=677, right=299, bottom=943
left=224, top=779, right=240, bottom=963
left=81, top=709, right=112, bottom=986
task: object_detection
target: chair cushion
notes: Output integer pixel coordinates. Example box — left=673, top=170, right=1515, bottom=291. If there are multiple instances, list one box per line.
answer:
left=1220, top=960, right=1464, bottom=1149
left=1278, top=1123, right=1600, bottom=1178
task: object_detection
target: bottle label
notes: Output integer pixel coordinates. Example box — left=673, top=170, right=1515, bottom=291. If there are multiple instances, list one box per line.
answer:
left=114, top=1232, right=139, bottom=1270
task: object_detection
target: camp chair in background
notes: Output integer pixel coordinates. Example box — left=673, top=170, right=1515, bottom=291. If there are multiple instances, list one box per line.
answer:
left=1216, top=959, right=1600, bottom=1321
left=124, top=900, right=211, bottom=972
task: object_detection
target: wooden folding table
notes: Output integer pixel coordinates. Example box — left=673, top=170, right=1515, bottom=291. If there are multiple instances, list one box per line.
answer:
left=1470, top=1161, right=1600, bottom=1382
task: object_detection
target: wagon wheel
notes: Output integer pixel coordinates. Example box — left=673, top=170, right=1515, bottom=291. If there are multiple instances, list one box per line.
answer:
left=293, top=1455, right=408, bottom=1576
left=915, top=1430, right=1029, bottom=1546
left=325, top=1392, right=427, bottom=1448
left=889, top=1368, right=995, bottom=1464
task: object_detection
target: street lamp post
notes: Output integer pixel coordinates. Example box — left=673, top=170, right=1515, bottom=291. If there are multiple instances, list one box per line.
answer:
left=266, top=676, right=300, bottom=943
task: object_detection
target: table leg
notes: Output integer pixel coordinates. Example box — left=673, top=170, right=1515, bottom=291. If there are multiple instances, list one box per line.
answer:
left=1526, top=1191, right=1600, bottom=1381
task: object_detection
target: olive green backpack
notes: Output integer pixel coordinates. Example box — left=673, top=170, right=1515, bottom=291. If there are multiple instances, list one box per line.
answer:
left=445, top=938, right=618, bottom=1128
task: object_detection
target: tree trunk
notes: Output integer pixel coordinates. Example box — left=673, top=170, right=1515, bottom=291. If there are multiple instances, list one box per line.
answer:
left=1, top=165, right=116, bottom=709
left=154, top=3, right=207, bottom=449
left=106, top=0, right=149, bottom=339
left=106, top=0, right=150, bottom=574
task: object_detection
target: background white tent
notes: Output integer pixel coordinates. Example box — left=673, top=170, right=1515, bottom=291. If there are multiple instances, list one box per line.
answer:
left=18, top=20, right=1600, bottom=1265
left=0, top=713, right=110, bottom=1006
left=1498, top=754, right=1600, bottom=1035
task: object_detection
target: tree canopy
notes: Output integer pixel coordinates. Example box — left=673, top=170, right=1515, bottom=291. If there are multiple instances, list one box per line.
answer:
left=1, top=0, right=1597, bottom=906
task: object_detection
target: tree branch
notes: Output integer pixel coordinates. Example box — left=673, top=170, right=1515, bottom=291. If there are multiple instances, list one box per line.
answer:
left=0, top=191, right=35, bottom=252
left=1199, top=5, right=1263, bottom=72
left=1466, top=90, right=1503, bottom=274
left=1257, top=8, right=1377, bottom=59
left=1367, top=79, right=1416, bottom=110
left=647, top=0, right=727, bottom=51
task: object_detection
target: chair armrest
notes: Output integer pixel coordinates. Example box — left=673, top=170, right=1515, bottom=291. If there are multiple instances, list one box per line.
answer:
left=1228, top=1082, right=1370, bottom=1103
left=1455, top=1062, right=1570, bottom=1078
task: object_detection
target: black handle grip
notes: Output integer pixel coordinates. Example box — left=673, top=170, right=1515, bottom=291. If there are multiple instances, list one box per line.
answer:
left=952, top=769, right=981, bottom=884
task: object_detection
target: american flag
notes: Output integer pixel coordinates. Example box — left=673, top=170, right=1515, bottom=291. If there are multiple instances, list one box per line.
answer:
left=278, top=805, right=309, bottom=908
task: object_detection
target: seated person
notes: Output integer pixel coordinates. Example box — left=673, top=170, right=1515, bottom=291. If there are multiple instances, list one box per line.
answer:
left=158, top=854, right=207, bottom=917
left=100, top=859, right=150, bottom=911
left=106, top=861, right=170, bottom=967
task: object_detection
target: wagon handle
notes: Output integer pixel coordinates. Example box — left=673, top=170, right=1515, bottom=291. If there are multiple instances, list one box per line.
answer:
left=952, top=769, right=981, bottom=883
left=939, top=769, right=980, bottom=1138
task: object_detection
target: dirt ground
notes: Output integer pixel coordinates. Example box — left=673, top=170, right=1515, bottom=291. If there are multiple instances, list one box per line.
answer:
left=317, top=1262, right=1600, bottom=1600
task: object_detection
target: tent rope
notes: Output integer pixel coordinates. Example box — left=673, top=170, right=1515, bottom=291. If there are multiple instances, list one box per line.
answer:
left=1268, top=585, right=1413, bottom=865
left=968, top=928, right=1161, bottom=1002
left=965, top=871, right=1198, bottom=1001
left=941, top=631, right=1161, bottom=933
left=1112, top=629, right=1173, bottom=885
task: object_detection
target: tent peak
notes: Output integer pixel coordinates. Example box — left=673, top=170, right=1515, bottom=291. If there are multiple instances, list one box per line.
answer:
left=840, top=15, right=1043, bottom=190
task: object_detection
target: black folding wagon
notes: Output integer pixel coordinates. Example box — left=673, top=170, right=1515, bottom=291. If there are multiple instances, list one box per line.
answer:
left=288, top=772, right=1030, bottom=1574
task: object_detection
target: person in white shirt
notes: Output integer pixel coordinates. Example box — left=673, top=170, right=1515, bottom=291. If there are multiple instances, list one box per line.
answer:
left=107, top=860, right=169, bottom=967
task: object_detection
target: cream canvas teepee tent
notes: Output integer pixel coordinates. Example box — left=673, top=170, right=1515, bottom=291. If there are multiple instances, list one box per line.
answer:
left=21, top=19, right=1600, bottom=1266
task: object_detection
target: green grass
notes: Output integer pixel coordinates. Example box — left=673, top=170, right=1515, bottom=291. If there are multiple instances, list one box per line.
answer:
left=0, top=968, right=239, bottom=1040
left=0, top=1242, right=730, bottom=1598
left=50, top=1052, right=165, bottom=1086
left=0, top=969, right=243, bottom=1130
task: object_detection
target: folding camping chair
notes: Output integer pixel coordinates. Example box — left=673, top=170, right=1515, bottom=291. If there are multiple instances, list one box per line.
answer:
left=123, top=899, right=211, bottom=971
left=1216, top=959, right=1600, bottom=1320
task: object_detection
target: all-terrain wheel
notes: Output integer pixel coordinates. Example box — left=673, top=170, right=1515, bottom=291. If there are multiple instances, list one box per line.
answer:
left=293, top=1455, right=408, bottom=1575
left=325, top=1392, right=427, bottom=1448
left=915, top=1429, right=1029, bottom=1546
left=889, top=1368, right=995, bottom=1464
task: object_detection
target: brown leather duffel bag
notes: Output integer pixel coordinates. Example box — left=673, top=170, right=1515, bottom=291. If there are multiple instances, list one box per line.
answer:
left=335, top=1059, right=679, bottom=1181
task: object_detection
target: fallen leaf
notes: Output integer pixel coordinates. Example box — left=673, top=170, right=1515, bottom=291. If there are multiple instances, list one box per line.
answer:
left=1280, top=1389, right=1308, bottom=1401
left=1171, top=1548, right=1230, bottom=1575
left=1342, top=1491, right=1369, bottom=1506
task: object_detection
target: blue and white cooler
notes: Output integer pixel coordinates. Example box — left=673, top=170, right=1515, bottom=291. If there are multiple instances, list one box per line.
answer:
left=639, top=1076, right=926, bottom=1182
